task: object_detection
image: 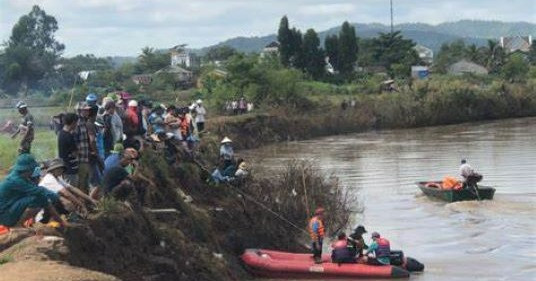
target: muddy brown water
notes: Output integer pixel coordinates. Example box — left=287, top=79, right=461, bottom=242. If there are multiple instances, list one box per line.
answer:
left=243, top=117, right=536, bottom=281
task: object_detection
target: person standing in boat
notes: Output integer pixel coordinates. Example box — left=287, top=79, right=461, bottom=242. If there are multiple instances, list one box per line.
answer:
left=459, top=159, right=483, bottom=188
left=308, top=207, right=325, bottom=264
left=364, top=231, right=391, bottom=265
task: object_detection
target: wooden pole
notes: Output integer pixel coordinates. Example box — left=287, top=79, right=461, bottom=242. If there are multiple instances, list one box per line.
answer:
left=302, top=167, right=311, bottom=219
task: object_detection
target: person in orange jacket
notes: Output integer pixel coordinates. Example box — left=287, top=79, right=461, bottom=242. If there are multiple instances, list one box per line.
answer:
left=308, top=207, right=325, bottom=264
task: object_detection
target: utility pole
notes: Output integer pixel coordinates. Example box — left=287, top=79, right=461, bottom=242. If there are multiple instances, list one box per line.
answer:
left=390, top=0, right=394, bottom=34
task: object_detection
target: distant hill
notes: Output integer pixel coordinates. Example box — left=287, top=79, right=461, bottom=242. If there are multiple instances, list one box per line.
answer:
left=107, top=56, right=138, bottom=68
left=201, top=20, right=536, bottom=54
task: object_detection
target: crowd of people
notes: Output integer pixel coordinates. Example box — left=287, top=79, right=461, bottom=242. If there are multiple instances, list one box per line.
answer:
left=0, top=91, right=249, bottom=230
left=224, top=97, right=254, bottom=115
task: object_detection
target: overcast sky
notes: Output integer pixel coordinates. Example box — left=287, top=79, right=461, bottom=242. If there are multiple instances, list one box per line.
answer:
left=1, top=0, right=534, bottom=56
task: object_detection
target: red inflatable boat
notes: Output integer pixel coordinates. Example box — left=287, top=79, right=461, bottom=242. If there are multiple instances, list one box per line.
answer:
left=241, top=249, right=410, bottom=279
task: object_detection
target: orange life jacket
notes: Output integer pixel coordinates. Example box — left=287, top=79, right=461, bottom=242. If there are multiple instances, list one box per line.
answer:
left=308, top=216, right=325, bottom=241
left=442, top=176, right=463, bottom=190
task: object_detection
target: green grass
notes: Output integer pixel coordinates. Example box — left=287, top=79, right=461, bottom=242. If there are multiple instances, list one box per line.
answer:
left=0, top=129, right=57, bottom=174
left=0, top=255, right=13, bottom=265
left=0, top=106, right=66, bottom=127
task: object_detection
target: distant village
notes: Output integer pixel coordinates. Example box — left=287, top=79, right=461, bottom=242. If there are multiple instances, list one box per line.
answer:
left=90, top=35, right=534, bottom=91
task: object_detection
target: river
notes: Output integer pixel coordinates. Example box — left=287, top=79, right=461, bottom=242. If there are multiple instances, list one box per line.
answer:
left=243, top=117, right=536, bottom=281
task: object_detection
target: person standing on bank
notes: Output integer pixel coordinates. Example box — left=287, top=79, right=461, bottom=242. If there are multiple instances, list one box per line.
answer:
left=195, top=99, right=206, bottom=133
left=308, top=207, right=326, bottom=264
left=58, top=113, right=80, bottom=185
left=11, top=101, right=34, bottom=154
left=74, top=102, right=92, bottom=194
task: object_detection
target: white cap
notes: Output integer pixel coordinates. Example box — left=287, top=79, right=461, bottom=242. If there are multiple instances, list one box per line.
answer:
left=221, top=137, right=232, bottom=143
left=128, top=100, right=138, bottom=107
left=196, top=99, right=203, bottom=104
left=16, top=101, right=28, bottom=109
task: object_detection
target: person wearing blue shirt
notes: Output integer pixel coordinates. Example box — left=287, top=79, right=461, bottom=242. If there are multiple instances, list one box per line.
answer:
left=0, top=154, right=64, bottom=227
left=365, top=231, right=391, bottom=265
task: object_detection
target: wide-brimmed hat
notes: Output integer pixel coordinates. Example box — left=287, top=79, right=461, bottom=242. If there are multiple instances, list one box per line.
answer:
left=111, top=143, right=124, bottom=154
left=46, top=158, right=65, bottom=173
left=12, top=153, right=38, bottom=172
left=221, top=137, right=232, bottom=144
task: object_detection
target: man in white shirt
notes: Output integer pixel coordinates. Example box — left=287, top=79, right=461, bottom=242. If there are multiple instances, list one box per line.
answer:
left=459, top=159, right=483, bottom=188
left=39, top=159, right=96, bottom=222
left=194, top=99, right=206, bottom=133
left=459, top=159, right=474, bottom=180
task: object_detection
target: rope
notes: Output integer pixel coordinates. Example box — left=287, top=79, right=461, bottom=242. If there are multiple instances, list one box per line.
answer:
left=192, top=158, right=310, bottom=236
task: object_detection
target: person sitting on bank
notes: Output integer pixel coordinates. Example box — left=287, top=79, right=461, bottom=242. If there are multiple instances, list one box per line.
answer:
left=102, top=152, right=145, bottom=205
left=220, top=137, right=234, bottom=169
left=364, top=231, right=391, bottom=266
left=331, top=232, right=357, bottom=264
left=0, top=154, right=65, bottom=227
left=348, top=225, right=369, bottom=258
left=308, top=207, right=325, bottom=264
left=38, top=159, right=96, bottom=222
left=459, top=159, right=483, bottom=188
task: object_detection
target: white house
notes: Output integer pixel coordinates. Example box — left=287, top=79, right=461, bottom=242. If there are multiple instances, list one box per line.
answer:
left=260, top=41, right=280, bottom=58
left=414, top=45, right=434, bottom=64
left=500, top=36, right=532, bottom=53
left=170, top=44, right=199, bottom=68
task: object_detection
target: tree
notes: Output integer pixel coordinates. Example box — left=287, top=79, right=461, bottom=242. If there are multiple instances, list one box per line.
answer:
left=290, top=28, right=304, bottom=69
left=324, top=35, right=339, bottom=72
left=204, top=45, right=238, bottom=62
left=277, top=16, right=293, bottom=67
left=57, top=54, right=113, bottom=87
left=484, top=39, right=506, bottom=74
left=1, top=5, right=64, bottom=95
left=502, top=53, right=529, bottom=82
left=529, top=40, right=536, bottom=65
left=371, top=31, right=419, bottom=77
left=137, top=47, right=169, bottom=73
left=337, top=22, right=358, bottom=76
left=302, top=29, right=325, bottom=80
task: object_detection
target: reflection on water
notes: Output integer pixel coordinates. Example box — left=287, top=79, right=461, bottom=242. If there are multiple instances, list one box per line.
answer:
left=244, top=118, right=536, bottom=281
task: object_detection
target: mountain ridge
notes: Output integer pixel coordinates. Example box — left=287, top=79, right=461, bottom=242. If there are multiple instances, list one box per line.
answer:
left=200, top=20, right=535, bottom=54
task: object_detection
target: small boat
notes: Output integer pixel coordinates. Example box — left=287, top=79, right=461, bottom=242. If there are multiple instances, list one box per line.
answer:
left=417, top=181, right=495, bottom=202
left=241, top=249, right=415, bottom=279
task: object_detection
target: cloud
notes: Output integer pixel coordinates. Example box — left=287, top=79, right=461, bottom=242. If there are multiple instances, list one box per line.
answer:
left=297, top=3, right=357, bottom=16
left=0, top=0, right=534, bottom=56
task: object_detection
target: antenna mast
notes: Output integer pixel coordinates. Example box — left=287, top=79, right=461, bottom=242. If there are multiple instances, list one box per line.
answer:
left=390, top=0, right=394, bottom=33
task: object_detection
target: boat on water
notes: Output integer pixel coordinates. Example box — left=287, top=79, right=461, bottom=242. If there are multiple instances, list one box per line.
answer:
left=241, top=249, right=423, bottom=279
left=417, top=181, right=495, bottom=202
